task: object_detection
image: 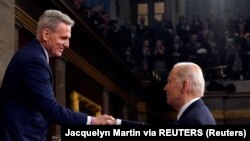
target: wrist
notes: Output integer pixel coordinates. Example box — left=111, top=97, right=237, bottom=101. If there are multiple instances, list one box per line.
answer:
left=91, top=117, right=96, bottom=125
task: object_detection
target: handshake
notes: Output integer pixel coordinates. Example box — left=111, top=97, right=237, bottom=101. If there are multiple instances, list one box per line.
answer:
left=90, top=114, right=120, bottom=125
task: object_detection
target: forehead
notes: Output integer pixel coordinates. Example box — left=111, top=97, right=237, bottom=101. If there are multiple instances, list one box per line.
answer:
left=54, top=22, right=71, bottom=36
left=168, top=69, right=176, bottom=81
left=53, top=22, right=71, bottom=31
left=169, top=67, right=179, bottom=76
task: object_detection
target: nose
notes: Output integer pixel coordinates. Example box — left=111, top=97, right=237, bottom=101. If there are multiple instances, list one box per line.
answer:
left=163, top=84, right=167, bottom=92
left=64, top=40, right=69, bottom=48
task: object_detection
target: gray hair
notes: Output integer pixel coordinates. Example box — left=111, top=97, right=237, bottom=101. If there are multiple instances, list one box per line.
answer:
left=173, top=62, right=205, bottom=97
left=36, top=9, right=74, bottom=38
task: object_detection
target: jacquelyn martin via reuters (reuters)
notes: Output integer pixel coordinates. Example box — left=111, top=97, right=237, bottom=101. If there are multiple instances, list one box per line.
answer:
left=61, top=125, right=248, bottom=140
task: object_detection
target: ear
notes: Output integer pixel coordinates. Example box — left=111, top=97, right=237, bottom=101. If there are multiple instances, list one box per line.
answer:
left=41, top=28, right=50, bottom=41
left=181, top=80, right=188, bottom=91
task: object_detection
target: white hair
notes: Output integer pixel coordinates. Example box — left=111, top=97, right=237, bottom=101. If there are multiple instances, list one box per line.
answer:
left=36, top=9, right=74, bottom=39
left=173, top=62, right=205, bottom=97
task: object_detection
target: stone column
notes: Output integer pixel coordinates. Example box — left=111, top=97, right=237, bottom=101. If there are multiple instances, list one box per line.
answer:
left=54, top=58, right=66, bottom=105
left=112, top=0, right=131, bottom=25
left=178, top=0, right=186, bottom=16
left=0, top=0, right=15, bottom=85
left=54, top=58, right=66, bottom=135
left=165, top=0, right=174, bottom=24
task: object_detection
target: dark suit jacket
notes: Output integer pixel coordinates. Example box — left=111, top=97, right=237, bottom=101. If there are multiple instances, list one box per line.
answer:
left=120, top=99, right=215, bottom=126
left=121, top=119, right=148, bottom=125
left=176, top=99, right=216, bottom=125
left=0, top=39, right=88, bottom=141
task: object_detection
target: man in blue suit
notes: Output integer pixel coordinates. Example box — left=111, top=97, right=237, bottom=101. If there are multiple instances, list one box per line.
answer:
left=163, top=62, right=216, bottom=125
left=0, top=9, right=114, bottom=141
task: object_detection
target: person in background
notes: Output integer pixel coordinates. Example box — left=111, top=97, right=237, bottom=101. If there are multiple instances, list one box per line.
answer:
left=110, top=62, right=216, bottom=125
left=163, top=62, right=216, bottom=125
left=0, top=9, right=114, bottom=141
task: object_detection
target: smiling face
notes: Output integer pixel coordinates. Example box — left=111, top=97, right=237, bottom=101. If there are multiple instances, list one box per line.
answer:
left=41, top=22, right=72, bottom=57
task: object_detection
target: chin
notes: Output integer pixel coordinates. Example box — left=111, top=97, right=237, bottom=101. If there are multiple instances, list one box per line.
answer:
left=56, top=52, right=62, bottom=57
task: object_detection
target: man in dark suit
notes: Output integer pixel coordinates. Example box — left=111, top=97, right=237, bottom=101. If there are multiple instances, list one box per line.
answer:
left=112, top=62, right=216, bottom=125
left=163, top=62, right=216, bottom=125
left=0, top=9, right=114, bottom=141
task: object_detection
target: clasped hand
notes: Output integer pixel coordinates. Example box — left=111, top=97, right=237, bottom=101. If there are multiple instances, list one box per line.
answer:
left=91, top=114, right=117, bottom=125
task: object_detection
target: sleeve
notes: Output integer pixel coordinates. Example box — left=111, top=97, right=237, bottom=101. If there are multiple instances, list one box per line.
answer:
left=119, top=119, right=148, bottom=125
left=23, top=57, right=88, bottom=125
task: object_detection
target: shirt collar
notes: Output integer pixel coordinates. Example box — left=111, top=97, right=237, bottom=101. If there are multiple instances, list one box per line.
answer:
left=177, top=97, right=200, bottom=120
left=40, top=43, right=49, bottom=63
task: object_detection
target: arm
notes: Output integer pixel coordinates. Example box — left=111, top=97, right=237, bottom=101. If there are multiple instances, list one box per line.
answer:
left=106, top=118, right=148, bottom=125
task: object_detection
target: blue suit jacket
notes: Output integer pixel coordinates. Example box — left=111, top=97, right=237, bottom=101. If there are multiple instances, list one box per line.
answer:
left=119, top=99, right=216, bottom=126
left=0, top=39, right=88, bottom=141
left=121, top=119, right=148, bottom=125
left=176, top=99, right=216, bottom=125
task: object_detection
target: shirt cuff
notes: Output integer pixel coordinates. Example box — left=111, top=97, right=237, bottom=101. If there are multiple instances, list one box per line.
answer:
left=87, top=116, right=92, bottom=125
left=116, top=119, right=122, bottom=125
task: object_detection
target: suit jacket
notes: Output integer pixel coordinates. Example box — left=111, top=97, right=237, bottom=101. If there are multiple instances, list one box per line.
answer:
left=0, top=39, right=88, bottom=141
left=176, top=99, right=216, bottom=125
left=121, top=119, right=148, bottom=125
left=120, top=99, right=216, bottom=126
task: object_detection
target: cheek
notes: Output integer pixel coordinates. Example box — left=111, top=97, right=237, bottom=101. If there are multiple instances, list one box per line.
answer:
left=54, top=47, right=62, bottom=56
left=51, top=46, right=61, bottom=56
left=56, top=39, right=64, bottom=46
left=64, top=40, right=70, bottom=47
left=169, top=85, right=180, bottom=96
left=168, top=84, right=175, bottom=91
